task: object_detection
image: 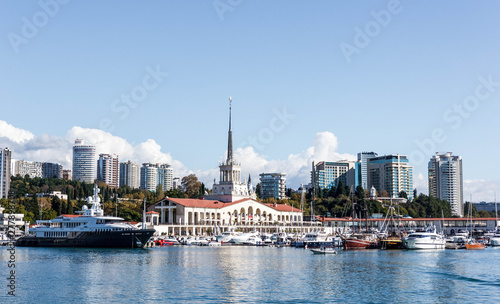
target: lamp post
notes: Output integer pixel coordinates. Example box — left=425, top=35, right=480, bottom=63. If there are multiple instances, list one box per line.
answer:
left=142, top=198, right=146, bottom=230
left=115, top=194, right=118, bottom=217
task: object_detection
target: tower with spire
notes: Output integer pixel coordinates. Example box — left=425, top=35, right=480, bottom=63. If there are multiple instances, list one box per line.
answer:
left=205, top=97, right=256, bottom=202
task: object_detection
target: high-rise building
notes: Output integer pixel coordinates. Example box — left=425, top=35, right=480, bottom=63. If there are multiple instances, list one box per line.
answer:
left=119, top=161, right=140, bottom=189
left=259, top=173, right=286, bottom=200
left=429, top=152, right=463, bottom=217
left=367, top=154, right=414, bottom=200
left=311, top=160, right=358, bottom=190
left=204, top=97, right=256, bottom=202
left=357, top=152, right=378, bottom=190
left=97, top=154, right=119, bottom=187
left=141, top=163, right=158, bottom=192
left=72, top=139, right=96, bottom=183
left=0, top=148, right=12, bottom=198
left=42, top=162, right=63, bottom=179
left=13, top=160, right=43, bottom=178
left=158, top=164, right=173, bottom=192
left=140, top=163, right=173, bottom=192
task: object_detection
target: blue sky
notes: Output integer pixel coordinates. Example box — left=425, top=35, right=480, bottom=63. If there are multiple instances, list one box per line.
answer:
left=1, top=1, right=499, bottom=201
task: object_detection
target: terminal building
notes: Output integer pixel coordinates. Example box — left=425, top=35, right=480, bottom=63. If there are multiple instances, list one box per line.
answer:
left=149, top=98, right=304, bottom=235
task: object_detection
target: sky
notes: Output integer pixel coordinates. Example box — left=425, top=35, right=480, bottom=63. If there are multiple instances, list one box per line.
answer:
left=1, top=1, right=499, bottom=202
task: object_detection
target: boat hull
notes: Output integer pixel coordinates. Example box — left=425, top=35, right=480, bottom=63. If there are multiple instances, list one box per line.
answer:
left=403, top=240, right=445, bottom=250
left=15, top=229, right=155, bottom=248
left=311, top=248, right=337, bottom=255
left=465, top=243, right=485, bottom=250
left=380, top=238, right=403, bottom=250
left=490, top=238, right=500, bottom=246
left=344, top=238, right=378, bottom=249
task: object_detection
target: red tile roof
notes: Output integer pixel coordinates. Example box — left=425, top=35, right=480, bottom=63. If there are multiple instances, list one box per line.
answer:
left=146, top=211, right=159, bottom=214
left=166, top=198, right=239, bottom=209
left=265, top=203, right=303, bottom=212
left=161, top=197, right=303, bottom=213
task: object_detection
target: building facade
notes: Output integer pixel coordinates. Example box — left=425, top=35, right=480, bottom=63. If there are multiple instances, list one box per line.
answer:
left=312, top=160, right=357, bottom=190
left=148, top=98, right=303, bottom=236
left=158, top=164, right=173, bottom=192
left=72, top=139, right=96, bottom=183
left=97, top=154, right=119, bottom=187
left=259, top=173, right=286, bottom=200
left=140, top=163, right=173, bottom=192
left=429, top=152, right=463, bottom=217
left=0, top=148, right=11, bottom=198
left=367, top=154, right=414, bottom=200
left=119, top=160, right=141, bottom=189
left=42, top=162, right=63, bottom=179
left=13, top=160, right=42, bottom=178
left=357, top=151, right=378, bottom=190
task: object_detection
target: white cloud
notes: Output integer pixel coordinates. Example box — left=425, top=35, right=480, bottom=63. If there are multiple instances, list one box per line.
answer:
left=413, top=173, right=428, bottom=195
left=463, top=179, right=500, bottom=202
left=0, top=121, right=190, bottom=177
left=225, top=131, right=357, bottom=188
left=0, top=121, right=34, bottom=144
left=0, top=121, right=357, bottom=190
left=6, top=120, right=497, bottom=200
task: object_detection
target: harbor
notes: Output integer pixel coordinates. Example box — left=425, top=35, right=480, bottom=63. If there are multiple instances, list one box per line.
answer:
left=3, top=245, right=500, bottom=303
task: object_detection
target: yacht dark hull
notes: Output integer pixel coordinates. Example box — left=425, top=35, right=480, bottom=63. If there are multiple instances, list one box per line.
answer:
left=15, top=229, right=155, bottom=248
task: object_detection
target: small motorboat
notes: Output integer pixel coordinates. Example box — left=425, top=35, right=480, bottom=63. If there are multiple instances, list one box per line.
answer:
left=311, top=247, right=337, bottom=255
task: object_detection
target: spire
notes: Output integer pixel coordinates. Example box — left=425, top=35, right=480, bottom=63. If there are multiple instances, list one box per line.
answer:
left=227, top=96, right=233, bottom=162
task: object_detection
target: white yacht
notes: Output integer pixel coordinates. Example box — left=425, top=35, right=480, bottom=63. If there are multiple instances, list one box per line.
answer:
left=302, top=229, right=341, bottom=248
left=403, top=226, right=445, bottom=250
left=231, top=231, right=259, bottom=245
left=16, top=185, right=155, bottom=248
left=216, top=230, right=240, bottom=243
left=489, top=231, right=500, bottom=246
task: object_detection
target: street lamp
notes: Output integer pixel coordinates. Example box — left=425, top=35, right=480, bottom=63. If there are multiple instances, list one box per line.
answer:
left=142, top=198, right=146, bottom=230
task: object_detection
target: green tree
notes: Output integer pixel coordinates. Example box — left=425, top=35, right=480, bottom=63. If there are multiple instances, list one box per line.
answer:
left=182, top=174, right=202, bottom=198
left=255, top=183, right=261, bottom=199
left=156, top=184, right=164, bottom=200
left=335, top=181, right=345, bottom=197
left=51, top=196, right=62, bottom=215
left=355, top=185, right=365, bottom=200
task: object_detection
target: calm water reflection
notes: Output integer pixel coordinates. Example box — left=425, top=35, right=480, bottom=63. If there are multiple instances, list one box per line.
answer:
left=2, top=246, right=500, bottom=303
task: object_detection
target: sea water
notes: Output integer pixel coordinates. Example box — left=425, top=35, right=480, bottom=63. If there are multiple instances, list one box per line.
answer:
left=2, top=246, right=500, bottom=303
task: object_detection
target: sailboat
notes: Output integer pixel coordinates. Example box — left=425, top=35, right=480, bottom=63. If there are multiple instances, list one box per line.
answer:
left=489, top=193, right=500, bottom=246
left=380, top=197, right=404, bottom=250
left=465, top=195, right=485, bottom=250
left=344, top=190, right=378, bottom=249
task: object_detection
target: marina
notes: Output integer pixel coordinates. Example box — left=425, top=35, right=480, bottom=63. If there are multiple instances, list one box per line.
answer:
left=3, top=245, right=500, bottom=303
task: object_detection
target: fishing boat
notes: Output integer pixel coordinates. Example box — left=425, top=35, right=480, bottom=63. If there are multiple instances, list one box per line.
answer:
left=344, top=233, right=379, bottom=249
left=16, top=184, right=155, bottom=248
